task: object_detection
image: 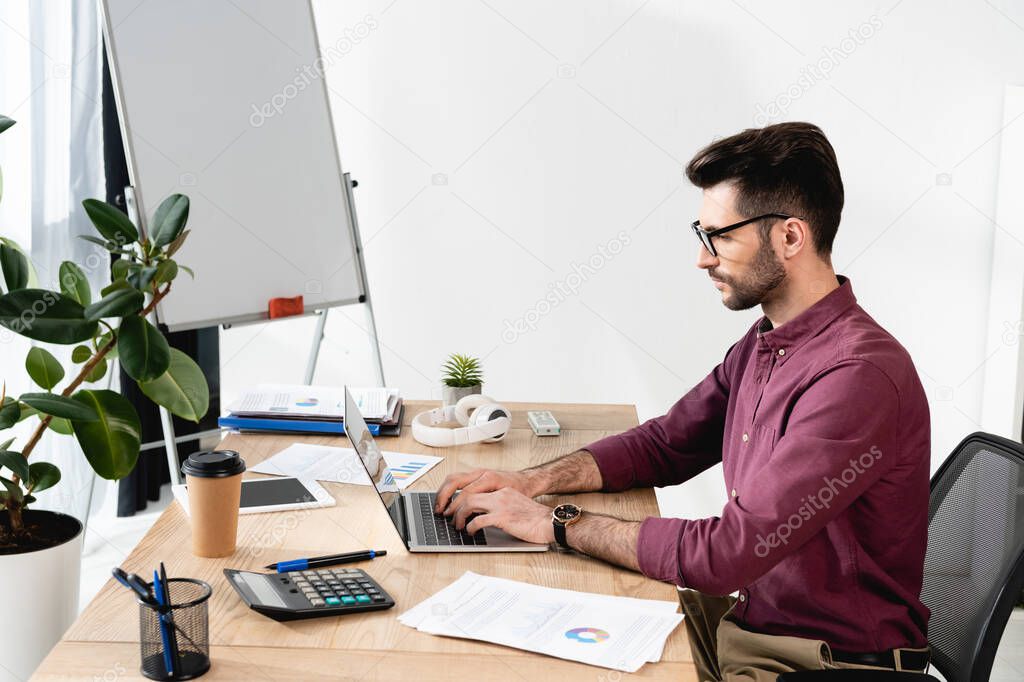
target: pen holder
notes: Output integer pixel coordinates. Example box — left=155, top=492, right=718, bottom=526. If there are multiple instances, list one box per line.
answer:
left=138, top=578, right=212, bottom=680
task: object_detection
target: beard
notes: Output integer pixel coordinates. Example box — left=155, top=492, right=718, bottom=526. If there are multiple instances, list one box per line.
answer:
left=713, top=237, right=787, bottom=311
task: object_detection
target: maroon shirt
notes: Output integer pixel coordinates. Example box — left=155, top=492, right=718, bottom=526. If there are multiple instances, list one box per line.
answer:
left=586, top=276, right=930, bottom=651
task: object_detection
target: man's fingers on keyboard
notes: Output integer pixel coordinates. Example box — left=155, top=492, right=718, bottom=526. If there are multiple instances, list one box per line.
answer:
left=435, top=471, right=480, bottom=512
left=453, top=494, right=488, bottom=529
left=465, top=513, right=494, bottom=535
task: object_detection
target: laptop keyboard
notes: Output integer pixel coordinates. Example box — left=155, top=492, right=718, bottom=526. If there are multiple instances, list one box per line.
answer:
left=415, top=492, right=488, bottom=546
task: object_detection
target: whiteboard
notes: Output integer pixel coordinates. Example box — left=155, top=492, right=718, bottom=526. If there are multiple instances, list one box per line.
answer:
left=101, top=0, right=364, bottom=331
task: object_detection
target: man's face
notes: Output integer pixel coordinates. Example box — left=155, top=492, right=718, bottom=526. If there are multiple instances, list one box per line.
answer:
left=695, top=183, right=787, bottom=311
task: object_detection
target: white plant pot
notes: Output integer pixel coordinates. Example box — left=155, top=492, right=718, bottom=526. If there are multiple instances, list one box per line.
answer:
left=0, top=510, right=83, bottom=682
left=442, top=384, right=482, bottom=408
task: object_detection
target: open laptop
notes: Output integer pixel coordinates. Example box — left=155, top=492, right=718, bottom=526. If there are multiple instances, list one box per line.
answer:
left=344, top=387, right=548, bottom=553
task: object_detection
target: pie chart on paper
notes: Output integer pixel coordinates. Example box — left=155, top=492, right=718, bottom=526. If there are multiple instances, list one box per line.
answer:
left=564, top=627, right=610, bottom=643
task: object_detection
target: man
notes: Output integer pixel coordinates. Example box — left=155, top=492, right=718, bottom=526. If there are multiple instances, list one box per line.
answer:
left=433, top=122, right=931, bottom=680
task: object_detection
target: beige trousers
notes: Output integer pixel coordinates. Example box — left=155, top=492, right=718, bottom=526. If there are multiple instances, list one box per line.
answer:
left=678, top=589, right=928, bottom=682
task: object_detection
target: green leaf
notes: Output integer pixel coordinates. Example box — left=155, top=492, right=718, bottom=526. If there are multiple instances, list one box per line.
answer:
left=85, top=357, right=108, bottom=383
left=100, top=278, right=132, bottom=297
left=0, top=451, right=28, bottom=481
left=48, top=416, right=74, bottom=435
left=27, top=462, right=60, bottom=493
left=178, top=265, right=194, bottom=279
left=128, top=265, right=158, bottom=291
left=58, top=261, right=91, bottom=306
left=0, top=399, right=19, bottom=429
left=153, top=259, right=178, bottom=286
left=82, top=199, right=138, bottom=244
left=165, top=229, right=190, bottom=258
left=150, top=194, right=190, bottom=248
left=111, top=258, right=130, bottom=281
left=0, top=289, right=98, bottom=344
left=1, top=243, right=29, bottom=291
left=0, top=437, right=14, bottom=451
left=71, top=345, right=92, bottom=363
left=138, top=348, right=209, bottom=422
left=70, top=389, right=140, bottom=479
left=16, top=404, right=37, bottom=422
left=19, top=392, right=99, bottom=421
left=118, top=316, right=169, bottom=381
left=78, top=235, right=121, bottom=252
left=25, top=347, right=65, bottom=390
left=0, top=238, right=38, bottom=287
left=0, top=116, right=14, bottom=135
left=84, top=287, right=143, bottom=320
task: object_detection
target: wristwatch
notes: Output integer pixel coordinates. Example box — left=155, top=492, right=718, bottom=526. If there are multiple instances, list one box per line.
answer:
left=551, top=503, right=583, bottom=549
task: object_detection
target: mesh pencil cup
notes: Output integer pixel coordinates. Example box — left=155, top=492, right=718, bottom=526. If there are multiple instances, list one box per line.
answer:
left=138, top=578, right=212, bottom=680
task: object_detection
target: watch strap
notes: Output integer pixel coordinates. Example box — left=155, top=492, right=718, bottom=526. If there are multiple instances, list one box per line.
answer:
left=553, top=519, right=570, bottom=549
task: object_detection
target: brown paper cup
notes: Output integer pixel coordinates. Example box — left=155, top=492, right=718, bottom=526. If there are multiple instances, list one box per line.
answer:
left=186, top=472, right=243, bottom=557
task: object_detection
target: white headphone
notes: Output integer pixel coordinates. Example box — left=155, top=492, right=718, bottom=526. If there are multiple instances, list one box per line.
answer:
left=412, top=394, right=511, bottom=448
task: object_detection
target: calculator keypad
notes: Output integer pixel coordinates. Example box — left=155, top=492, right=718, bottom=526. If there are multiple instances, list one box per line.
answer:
left=287, top=568, right=390, bottom=608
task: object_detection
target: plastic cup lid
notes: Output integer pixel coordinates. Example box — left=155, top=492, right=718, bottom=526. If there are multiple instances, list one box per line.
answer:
left=181, top=450, right=246, bottom=478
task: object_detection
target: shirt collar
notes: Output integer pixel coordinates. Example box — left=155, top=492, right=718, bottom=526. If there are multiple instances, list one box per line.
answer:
left=757, top=275, right=856, bottom=362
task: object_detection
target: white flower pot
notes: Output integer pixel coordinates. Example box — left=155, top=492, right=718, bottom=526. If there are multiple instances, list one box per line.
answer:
left=0, top=510, right=83, bottom=682
left=442, top=384, right=482, bottom=408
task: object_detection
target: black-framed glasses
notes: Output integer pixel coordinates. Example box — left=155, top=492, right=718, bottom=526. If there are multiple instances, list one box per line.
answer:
left=691, top=213, right=797, bottom=257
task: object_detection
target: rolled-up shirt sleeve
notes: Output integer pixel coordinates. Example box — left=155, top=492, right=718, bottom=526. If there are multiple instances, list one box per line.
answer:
left=635, top=359, right=902, bottom=595
left=585, top=340, right=741, bottom=492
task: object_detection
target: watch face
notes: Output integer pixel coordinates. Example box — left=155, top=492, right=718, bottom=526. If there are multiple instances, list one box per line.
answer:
left=553, top=504, right=581, bottom=522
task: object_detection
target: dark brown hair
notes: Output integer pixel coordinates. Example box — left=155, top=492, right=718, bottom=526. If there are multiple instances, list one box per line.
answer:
left=685, top=122, right=844, bottom=257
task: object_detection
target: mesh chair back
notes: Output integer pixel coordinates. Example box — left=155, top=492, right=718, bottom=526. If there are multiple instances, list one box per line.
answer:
left=922, top=432, right=1024, bottom=682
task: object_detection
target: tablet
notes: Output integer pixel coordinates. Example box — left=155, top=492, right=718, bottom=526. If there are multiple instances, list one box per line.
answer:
left=172, top=477, right=335, bottom=515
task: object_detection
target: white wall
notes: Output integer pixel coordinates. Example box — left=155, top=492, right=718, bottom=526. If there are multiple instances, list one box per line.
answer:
left=219, top=0, right=1024, bottom=520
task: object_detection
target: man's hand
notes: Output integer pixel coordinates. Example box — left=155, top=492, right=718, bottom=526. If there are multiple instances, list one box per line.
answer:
left=451, top=488, right=555, bottom=545
left=434, top=468, right=538, bottom=516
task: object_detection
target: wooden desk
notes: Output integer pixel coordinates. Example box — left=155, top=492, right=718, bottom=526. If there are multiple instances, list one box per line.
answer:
left=35, top=401, right=696, bottom=681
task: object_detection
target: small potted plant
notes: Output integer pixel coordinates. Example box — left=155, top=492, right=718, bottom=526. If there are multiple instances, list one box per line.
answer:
left=441, top=353, right=483, bottom=407
left=0, top=114, right=210, bottom=678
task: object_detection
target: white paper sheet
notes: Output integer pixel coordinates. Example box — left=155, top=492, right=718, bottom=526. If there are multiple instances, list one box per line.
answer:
left=251, top=443, right=442, bottom=490
left=398, top=572, right=683, bottom=672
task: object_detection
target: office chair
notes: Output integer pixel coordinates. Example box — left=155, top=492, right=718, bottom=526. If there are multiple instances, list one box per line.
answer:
left=778, top=431, right=1024, bottom=682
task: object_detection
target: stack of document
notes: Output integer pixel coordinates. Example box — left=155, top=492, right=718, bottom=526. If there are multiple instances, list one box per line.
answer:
left=219, top=385, right=403, bottom=435
left=399, top=572, right=683, bottom=673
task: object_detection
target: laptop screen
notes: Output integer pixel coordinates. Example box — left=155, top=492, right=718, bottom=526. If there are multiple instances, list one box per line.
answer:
left=344, top=387, right=406, bottom=539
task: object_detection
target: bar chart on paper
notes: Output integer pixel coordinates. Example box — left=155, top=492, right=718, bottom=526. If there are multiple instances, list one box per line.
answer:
left=388, top=460, right=433, bottom=482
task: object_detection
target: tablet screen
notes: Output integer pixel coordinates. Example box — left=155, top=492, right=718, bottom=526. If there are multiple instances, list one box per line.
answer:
left=240, top=478, right=316, bottom=508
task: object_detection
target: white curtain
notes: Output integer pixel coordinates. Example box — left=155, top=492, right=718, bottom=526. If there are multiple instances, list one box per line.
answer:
left=0, top=0, right=109, bottom=522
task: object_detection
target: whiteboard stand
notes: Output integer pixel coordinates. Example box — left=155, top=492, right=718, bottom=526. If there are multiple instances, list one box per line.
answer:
left=304, top=174, right=385, bottom=387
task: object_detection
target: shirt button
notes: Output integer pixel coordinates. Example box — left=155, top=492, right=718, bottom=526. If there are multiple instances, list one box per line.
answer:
left=739, top=594, right=746, bottom=602
left=741, top=432, right=749, bottom=442
left=731, top=489, right=737, bottom=498
left=778, top=348, right=785, bottom=356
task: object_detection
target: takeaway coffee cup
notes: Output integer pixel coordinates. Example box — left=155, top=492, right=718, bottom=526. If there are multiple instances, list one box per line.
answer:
left=181, top=450, right=246, bottom=558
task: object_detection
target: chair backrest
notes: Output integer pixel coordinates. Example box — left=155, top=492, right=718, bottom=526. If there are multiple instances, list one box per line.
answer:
left=922, top=432, right=1024, bottom=682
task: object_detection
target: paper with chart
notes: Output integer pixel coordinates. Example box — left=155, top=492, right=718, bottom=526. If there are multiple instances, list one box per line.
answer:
left=251, top=443, right=442, bottom=490
left=398, top=572, right=682, bottom=672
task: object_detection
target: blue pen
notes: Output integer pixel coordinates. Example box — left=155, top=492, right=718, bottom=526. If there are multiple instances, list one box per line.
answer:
left=266, top=549, right=386, bottom=572
left=153, top=570, right=175, bottom=677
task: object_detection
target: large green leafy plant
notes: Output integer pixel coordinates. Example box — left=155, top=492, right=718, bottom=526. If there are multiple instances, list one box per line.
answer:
left=0, top=115, right=209, bottom=546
